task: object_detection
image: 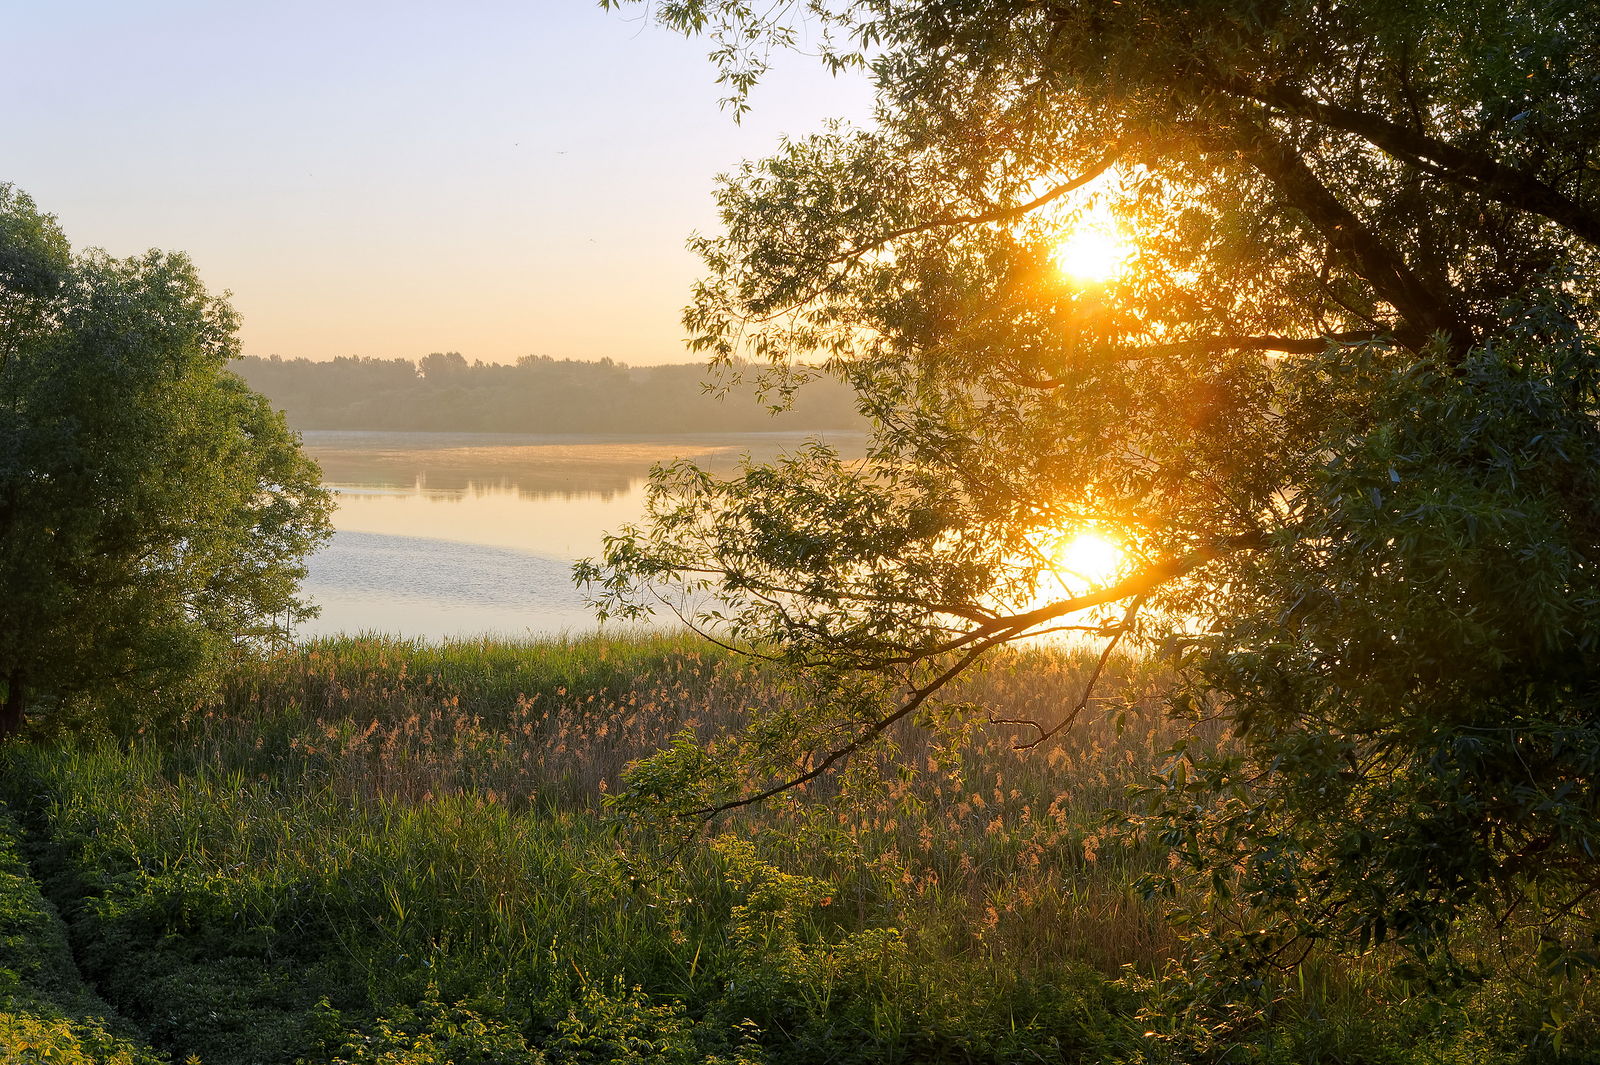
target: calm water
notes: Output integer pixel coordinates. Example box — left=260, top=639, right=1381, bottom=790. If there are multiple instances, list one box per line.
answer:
left=297, top=431, right=864, bottom=641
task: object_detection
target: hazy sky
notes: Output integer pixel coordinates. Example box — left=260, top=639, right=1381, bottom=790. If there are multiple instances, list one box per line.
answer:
left=7, top=1, right=874, bottom=365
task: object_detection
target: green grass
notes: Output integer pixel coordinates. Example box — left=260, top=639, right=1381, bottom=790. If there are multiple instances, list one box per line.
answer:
left=0, top=633, right=1591, bottom=1064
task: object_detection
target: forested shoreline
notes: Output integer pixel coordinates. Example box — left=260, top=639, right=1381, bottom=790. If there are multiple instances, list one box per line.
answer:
left=234, top=354, right=865, bottom=434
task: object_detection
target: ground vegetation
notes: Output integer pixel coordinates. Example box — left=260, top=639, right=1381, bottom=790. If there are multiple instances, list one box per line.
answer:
left=2, top=635, right=1591, bottom=1063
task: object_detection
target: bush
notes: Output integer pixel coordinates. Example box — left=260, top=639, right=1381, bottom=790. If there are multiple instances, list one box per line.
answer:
left=0, top=804, right=164, bottom=1065
left=305, top=988, right=545, bottom=1065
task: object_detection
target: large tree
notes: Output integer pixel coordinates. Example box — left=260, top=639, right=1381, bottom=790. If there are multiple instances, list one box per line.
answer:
left=588, top=0, right=1600, bottom=1004
left=0, top=186, right=332, bottom=735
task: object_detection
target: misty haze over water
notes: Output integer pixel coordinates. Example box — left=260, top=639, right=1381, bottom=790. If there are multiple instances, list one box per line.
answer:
left=296, top=431, right=865, bottom=640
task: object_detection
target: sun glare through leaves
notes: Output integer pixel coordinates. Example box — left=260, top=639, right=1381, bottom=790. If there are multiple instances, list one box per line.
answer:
left=1052, top=209, right=1131, bottom=284
left=1017, top=529, right=1129, bottom=621
left=1051, top=531, right=1125, bottom=588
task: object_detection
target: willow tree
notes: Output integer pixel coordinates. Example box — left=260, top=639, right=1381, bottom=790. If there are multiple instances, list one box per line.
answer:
left=587, top=0, right=1600, bottom=998
left=0, top=187, right=332, bottom=735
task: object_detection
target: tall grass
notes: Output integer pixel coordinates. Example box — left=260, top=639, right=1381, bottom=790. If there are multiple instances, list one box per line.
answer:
left=3, top=635, right=1188, bottom=1062
left=173, top=631, right=742, bottom=808
left=177, top=634, right=1198, bottom=977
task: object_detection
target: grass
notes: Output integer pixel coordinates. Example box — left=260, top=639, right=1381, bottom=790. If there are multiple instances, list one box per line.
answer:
left=193, top=634, right=1192, bottom=980
left=0, top=633, right=1591, bottom=1064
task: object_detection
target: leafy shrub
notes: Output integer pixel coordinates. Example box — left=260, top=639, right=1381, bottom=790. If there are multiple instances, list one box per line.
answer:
left=0, top=810, right=88, bottom=1010
left=305, top=988, right=545, bottom=1065
left=0, top=1010, right=165, bottom=1065
left=0, top=804, right=164, bottom=1065
left=544, top=980, right=697, bottom=1065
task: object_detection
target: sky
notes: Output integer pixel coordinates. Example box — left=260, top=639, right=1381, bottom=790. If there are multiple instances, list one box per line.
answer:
left=6, top=1, right=875, bottom=365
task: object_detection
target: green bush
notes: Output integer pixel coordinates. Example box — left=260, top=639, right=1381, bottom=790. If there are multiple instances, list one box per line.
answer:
left=0, top=1010, right=164, bottom=1065
left=545, top=980, right=697, bottom=1065
left=0, top=804, right=164, bottom=1065
left=304, top=988, right=545, bottom=1065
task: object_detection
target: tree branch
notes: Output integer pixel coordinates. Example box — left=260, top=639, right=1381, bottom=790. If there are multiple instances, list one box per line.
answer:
left=1231, top=80, right=1600, bottom=246
left=1002, top=331, right=1388, bottom=387
left=832, top=144, right=1125, bottom=265
left=917, top=529, right=1268, bottom=659
left=1236, top=122, right=1472, bottom=356
left=694, top=631, right=1004, bottom=817
left=1118, top=330, right=1385, bottom=359
left=694, top=529, right=1268, bottom=817
left=989, top=592, right=1146, bottom=748
left=739, top=146, right=1125, bottom=327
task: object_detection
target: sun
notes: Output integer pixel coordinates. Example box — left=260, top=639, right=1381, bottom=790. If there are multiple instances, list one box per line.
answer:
left=1018, top=529, right=1128, bottom=618
left=1050, top=531, right=1125, bottom=589
left=1052, top=219, right=1131, bottom=284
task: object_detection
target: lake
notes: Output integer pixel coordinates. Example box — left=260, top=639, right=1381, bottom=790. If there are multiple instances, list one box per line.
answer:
left=296, top=430, right=865, bottom=641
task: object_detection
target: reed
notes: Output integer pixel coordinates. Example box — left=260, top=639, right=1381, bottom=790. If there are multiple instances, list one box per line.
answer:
left=168, top=635, right=1198, bottom=977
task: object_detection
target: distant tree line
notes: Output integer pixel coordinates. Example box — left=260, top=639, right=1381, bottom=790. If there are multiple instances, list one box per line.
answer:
left=233, top=353, right=865, bottom=433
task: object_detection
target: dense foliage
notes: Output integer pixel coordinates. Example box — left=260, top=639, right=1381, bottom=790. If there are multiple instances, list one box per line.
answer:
left=587, top=0, right=1600, bottom=1019
left=0, top=186, right=332, bottom=734
left=0, top=808, right=164, bottom=1064
left=234, top=353, right=864, bottom=434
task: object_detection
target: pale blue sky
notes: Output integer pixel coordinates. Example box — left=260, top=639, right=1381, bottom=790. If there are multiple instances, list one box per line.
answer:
left=6, top=1, right=873, bottom=364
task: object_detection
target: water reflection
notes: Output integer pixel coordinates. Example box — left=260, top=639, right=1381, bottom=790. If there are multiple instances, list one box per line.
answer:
left=304, top=430, right=821, bottom=500
left=296, top=431, right=863, bottom=641
left=302, top=531, right=598, bottom=638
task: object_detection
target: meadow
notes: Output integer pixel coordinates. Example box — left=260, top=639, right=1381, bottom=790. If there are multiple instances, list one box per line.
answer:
left=0, top=634, right=1587, bottom=1064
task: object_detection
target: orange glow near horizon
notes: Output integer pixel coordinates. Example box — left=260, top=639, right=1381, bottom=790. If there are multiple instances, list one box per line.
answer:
left=1018, top=528, right=1129, bottom=620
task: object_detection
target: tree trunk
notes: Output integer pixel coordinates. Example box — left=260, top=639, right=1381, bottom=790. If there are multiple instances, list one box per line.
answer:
left=0, top=670, right=24, bottom=740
